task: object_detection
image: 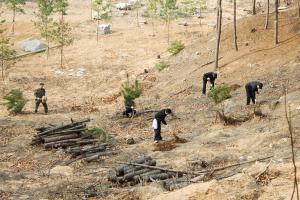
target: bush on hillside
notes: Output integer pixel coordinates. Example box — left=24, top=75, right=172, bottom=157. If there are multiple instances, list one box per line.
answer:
left=167, top=40, right=185, bottom=55
left=155, top=60, right=170, bottom=72
left=3, top=89, right=27, bottom=114
left=209, top=85, right=231, bottom=104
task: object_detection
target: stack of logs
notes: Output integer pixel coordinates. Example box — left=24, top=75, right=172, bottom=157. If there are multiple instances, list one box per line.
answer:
left=31, top=119, right=117, bottom=162
left=108, top=156, right=197, bottom=190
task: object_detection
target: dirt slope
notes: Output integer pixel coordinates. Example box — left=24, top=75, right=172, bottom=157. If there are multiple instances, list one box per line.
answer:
left=0, top=1, right=300, bottom=199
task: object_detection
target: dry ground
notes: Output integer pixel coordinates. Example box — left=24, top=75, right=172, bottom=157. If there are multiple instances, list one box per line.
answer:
left=0, top=0, right=300, bottom=199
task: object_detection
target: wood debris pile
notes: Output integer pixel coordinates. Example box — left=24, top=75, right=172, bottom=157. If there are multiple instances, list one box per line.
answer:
left=31, top=119, right=117, bottom=162
left=108, top=156, right=197, bottom=190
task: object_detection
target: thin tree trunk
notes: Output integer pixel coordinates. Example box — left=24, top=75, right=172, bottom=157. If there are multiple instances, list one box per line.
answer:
left=216, top=4, right=219, bottom=33
left=46, top=23, right=50, bottom=59
left=265, top=0, right=270, bottom=29
left=151, top=19, right=155, bottom=36
left=60, top=45, right=63, bottom=68
left=233, top=0, right=238, bottom=51
left=275, top=0, right=279, bottom=44
left=1, top=59, right=4, bottom=81
left=167, top=15, right=170, bottom=44
left=97, top=19, right=99, bottom=42
left=215, top=0, right=222, bottom=70
left=252, top=0, right=256, bottom=15
left=136, top=8, right=140, bottom=27
left=12, top=8, right=16, bottom=33
left=284, top=85, right=300, bottom=200
left=91, top=0, right=93, bottom=20
left=298, top=1, right=300, bottom=18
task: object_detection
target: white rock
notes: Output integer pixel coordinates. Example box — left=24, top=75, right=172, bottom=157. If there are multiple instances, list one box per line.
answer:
left=21, top=39, right=47, bottom=52
left=128, top=0, right=139, bottom=6
left=98, top=24, right=111, bottom=35
left=50, top=165, right=74, bottom=177
left=116, top=2, right=131, bottom=10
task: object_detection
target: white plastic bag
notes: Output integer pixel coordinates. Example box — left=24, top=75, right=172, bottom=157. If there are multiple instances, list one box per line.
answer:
left=152, top=119, right=158, bottom=129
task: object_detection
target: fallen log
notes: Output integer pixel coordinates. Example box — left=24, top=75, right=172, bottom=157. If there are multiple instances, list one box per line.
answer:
left=116, top=161, right=203, bottom=176
left=145, top=172, right=176, bottom=182
left=133, top=169, right=162, bottom=182
left=116, top=156, right=152, bottom=176
left=44, top=139, right=97, bottom=149
left=123, top=168, right=153, bottom=181
left=41, top=128, right=87, bottom=138
left=83, top=151, right=118, bottom=162
left=43, top=133, right=80, bottom=143
left=124, top=160, right=157, bottom=175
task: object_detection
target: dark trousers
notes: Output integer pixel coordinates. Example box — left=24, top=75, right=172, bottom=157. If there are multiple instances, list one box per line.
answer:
left=35, top=99, right=48, bottom=113
left=123, top=106, right=136, bottom=117
left=202, top=79, right=215, bottom=94
left=245, top=86, right=255, bottom=105
left=154, top=120, right=162, bottom=141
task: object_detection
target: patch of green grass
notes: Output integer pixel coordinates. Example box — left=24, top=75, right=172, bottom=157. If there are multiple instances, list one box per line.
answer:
left=167, top=40, right=185, bottom=55
left=155, top=60, right=170, bottom=72
left=87, top=127, right=106, bottom=137
left=209, top=85, right=232, bottom=104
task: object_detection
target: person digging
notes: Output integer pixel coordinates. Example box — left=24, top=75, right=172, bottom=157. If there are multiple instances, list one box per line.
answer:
left=152, top=109, right=172, bottom=143
left=34, top=83, right=48, bottom=114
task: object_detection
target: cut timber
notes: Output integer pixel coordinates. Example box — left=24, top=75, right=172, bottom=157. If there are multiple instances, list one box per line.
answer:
left=123, top=168, right=153, bottom=181
left=116, top=155, right=152, bottom=176
left=83, top=151, right=118, bottom=162
left=124, top=160, right=157, bottom=175
left=43, top=133, right=80, bottom=143
left=44, top=139, right=97, bottom=149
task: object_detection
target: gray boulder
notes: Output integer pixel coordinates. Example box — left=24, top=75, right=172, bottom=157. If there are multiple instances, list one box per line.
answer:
left=21, top=39, right=47, bottom=52
left=98, top=24, right=111, bottom=35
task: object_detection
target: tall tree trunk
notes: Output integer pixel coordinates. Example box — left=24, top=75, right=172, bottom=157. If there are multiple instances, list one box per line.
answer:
left=1, top=59, right=4, bottom=81
left=275, top=0, right=279, bottom=44
left=215, top=0, right=222, bottom=70
left=252, top=0, right=256, bottom=15
left=97, top=18, right=99, bottom=42
left=216, top=4, right=219, bottom=33
left=91, top=0, right=93, bottom=20
left=167, top=15, right=170, bottom=44
left=60, top=45, right=63, bottom=68
left=265, top=0, right=270, bottom=29
left=298, top=0, right=300, bottom=18
left=233, top=0, right=238, bottom=51
left=12, top=8, right=16, bottom=33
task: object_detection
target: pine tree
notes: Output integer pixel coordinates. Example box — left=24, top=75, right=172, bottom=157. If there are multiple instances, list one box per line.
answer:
left=121, top=77, right=142, bottom=107
left=3, top=0, right=26, bottom=33
left=34, top=0, right=54, bottom=58
left=50, top=0, right=73, bottom=68
left=49, top=18, right=73, bottom=68
left=92, top=0, right=111, bottom=42
left=159, top=0, right=178, bottom=43
left=3, top=89, right=27, bottom=114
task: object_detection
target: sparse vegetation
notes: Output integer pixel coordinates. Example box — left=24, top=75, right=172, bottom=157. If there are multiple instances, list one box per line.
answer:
left=209, top=85, right=231, bottom=104
left=121, top=77, right=142, bottom=107
left=155, top=60, right=170, bottom=71
left=87, top=127, right=106, bottom=137
left=167, top=40, right=184, bottom=55
left=3, top=0, right=26, bottom=33
left=3, top=89, right=27, bottom=114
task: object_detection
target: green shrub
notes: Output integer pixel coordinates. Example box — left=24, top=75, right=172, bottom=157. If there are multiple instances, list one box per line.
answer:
left=3, top=89, right=27, bottom=114
left=209, top=85, right=231, bottom=104
left=167, top=40, right=185, bottom=55
left=155, top=60, right=170, bottom=72
left=87, top=127, right=106, bottom=136
left=121, top=78, right=142, bottom=107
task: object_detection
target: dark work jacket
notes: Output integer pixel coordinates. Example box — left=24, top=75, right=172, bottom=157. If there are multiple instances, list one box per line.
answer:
left=245, top=81, right=262, bottom=93
left=34, top=88, right=46, bottom=98
left=203, top=72, right=217, bottom=83
left=155, top=109, right=168, bottom=125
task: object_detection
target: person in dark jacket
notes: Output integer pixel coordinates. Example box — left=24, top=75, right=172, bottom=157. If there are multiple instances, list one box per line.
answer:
left=202, top=72, right=218, bottom=95
left=123, top=100, right=136, bottom=117
left=153, top=109, right=172, bottom=142
left=245, top=81, right=263, bottom=105
left=34, top=83, right=48, bottom=113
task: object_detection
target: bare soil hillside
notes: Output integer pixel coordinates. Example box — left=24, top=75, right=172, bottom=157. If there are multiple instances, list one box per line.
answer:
left=0, top=0, right=300, bottom=199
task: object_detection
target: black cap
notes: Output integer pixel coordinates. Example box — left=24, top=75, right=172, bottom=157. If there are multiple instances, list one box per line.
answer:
left=258, top=83, right=263, bottom=89
left=40, top=83, right=45, bottom=85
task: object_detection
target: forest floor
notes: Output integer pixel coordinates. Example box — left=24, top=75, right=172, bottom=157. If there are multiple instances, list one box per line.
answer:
left=0, top=0, right=300, bottom=199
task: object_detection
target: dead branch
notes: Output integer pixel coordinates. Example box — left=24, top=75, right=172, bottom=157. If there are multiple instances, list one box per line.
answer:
left=255, top=159, right=272, bottom=186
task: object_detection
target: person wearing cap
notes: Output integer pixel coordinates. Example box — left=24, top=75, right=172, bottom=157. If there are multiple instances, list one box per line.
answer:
left=152, top=109, right=172, bottom=143
left=245, top=81, right=263, bottom=105
left=202, top=72, right=218, bottom=95
left=34, top=83, right=48, bottom=113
